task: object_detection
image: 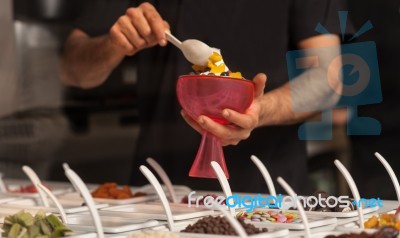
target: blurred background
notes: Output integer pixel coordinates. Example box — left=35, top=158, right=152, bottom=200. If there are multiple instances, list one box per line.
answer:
left=0, top=0, right=140, bottom=184
left=0, top=0, right=398, bottom=197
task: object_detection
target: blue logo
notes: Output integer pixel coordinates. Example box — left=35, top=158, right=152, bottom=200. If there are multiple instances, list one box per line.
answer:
left=286, top=11, right=382, bottom=140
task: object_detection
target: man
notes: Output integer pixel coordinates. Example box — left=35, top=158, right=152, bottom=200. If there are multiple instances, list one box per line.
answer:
left=61, top=0, right=346, bottom=194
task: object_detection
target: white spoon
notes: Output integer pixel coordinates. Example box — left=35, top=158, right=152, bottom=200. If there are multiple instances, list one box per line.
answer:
left=140, top=165, right=176, bottom=231
left=146, top=158, right=178, bottom=203
left=374, top=152, right=400, bottom=205
left=277, top=177, right=311, bottom=238
left=334, top=159, right=364, bottom=228
left=165, top=31, right=213, bottom=66
left=210, top=161, right=235, bottom=216
left=21, top=165, right=50, bottom=207
left=61, top=163, right=78, bottom=193
left=250, top=155, right=277, bottom=197
left=36, top=183, right=69, bottom=224
left=213, top=201, right=248, bottom=238
left=64, top=169, right=104, bottom=238
left=0, top=172, right=7, bottom=192
left=62, top=162, right=71, bottom=171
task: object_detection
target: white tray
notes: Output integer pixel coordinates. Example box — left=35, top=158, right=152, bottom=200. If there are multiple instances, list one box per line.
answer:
left=5, top=184, right=72, bottom=198
left=93, top=195, right=158, bottom=205
left=66, top=214, right=160, bottom=233
left=99, top=204, right=214, bottom=221
left=238, top=209, right=337, bottom=230
left=58, top=191, right=158, bottom=205
left=139, top=184, right=191, bottom=195
left=1, top=201, right=109, bottom=214
left=303, top=205, right=379, bottom=218
left=335, top=220, right=383, bottom=233
left=0, top=194, right=22, bottom=204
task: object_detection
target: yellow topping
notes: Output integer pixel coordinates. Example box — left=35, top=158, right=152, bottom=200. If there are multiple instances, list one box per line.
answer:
left=192, top=64, right=207, bottom=72
left=210, top=63, right=226, bottom=74
left=207, top=60, right=215, bottom=69
left=209, top=52, right=222, bottom=63
left=364, top=213, right=400, bottom=230
left=229, top=72, right=242, bottom=79
left=364, top=215, right=378, bottom=228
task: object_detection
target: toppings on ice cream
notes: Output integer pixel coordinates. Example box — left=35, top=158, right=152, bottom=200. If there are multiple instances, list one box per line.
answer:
left=191, top=49, right=243, bottom=79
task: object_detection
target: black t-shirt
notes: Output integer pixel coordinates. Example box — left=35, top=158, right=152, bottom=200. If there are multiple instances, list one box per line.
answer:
left=74, top=0, right=348, bottom=194
left=345, top=0, right=400, bottom=199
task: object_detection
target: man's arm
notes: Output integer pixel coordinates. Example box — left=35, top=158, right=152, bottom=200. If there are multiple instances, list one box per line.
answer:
left=259, top=34, right=342, bottom=126
left=181, top=34, right=342, bottom=145
left=60, top=2, right=168, bottom=89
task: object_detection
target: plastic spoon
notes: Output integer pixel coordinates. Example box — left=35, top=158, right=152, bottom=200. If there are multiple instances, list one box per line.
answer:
left=334, top=159, right=364, bottom=228
left=146, top=158, right=178, bottom=203
left=277, top=177, right=311, bottom=238
left=210, top=161, right=234, bottom=216
left=0, top=172, right=7, bottom=192
left=213, top=201, right=248, bottom=238
left=165, top=31, right=213, bottom=66
left=36, top=183, right=69, bottom=224
left=250, top=155, right=277, bottom=197
left=62, top=163, right=71, bottom=171
left=374, top=152, right=400, bottom=206
left=22, top=165, right=50, bottom=207
left=139, top=165, right=176, bottom=231
left=64, top=169, right=104, bottom=238
left=61, top=163, right=78, bottom=193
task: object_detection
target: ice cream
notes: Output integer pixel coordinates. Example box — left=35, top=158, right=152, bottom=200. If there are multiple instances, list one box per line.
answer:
left=191, top=49, right=243, bottom=79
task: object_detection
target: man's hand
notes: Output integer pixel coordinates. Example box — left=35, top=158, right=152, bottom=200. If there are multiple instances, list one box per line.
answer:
left=181, top=73, right=267, bottom=146
left=61, top=2, right=170, bottom=88
left=109, top=2, right=169, bottom=56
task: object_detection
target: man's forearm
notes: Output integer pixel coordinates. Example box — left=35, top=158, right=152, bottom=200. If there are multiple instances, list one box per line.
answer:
left=60, top=30, right=126, bottom=89
left=259, top=36, right=342, bottom=127
left=258, top=83, right=318, bottom=126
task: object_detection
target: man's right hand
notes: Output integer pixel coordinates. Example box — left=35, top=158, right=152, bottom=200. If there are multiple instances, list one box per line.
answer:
left=109, top=2, right=169, bottom=56
left=61, top=2, right=170, bottom=88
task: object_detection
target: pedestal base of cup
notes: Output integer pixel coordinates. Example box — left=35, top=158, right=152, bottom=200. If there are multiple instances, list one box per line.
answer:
left=188, top=131, right=229, bottom=179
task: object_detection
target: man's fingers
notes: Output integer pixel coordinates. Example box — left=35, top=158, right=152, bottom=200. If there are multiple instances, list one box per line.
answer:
left=116, top=15, right=147, bottom=50
left=140, top=2, right=167, bottom=46
left=253, top=73, right=267, bottom=98
left=198, top=116, right=248, bottom=145
left=126, top=8, right=153, bottom=45
left=109, top=25, right=136, bottom=54
left=222, top=109, right=257, bottom=130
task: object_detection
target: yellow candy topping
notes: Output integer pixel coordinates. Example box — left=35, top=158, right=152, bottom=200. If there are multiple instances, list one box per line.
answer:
left=209, top=52, right=222, bottom=63
left=229, top=72, right=243, bottom=79
left=364, top=213, right=400, bottom=230
left=192, top=64, right=207, bottom=72
left=210, top=63, right=226, bottom=74
left=192, top=51, right=244, bottom=79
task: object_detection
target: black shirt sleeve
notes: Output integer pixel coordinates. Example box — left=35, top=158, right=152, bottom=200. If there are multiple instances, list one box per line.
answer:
left=290, top=0, right=352, bottom=44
